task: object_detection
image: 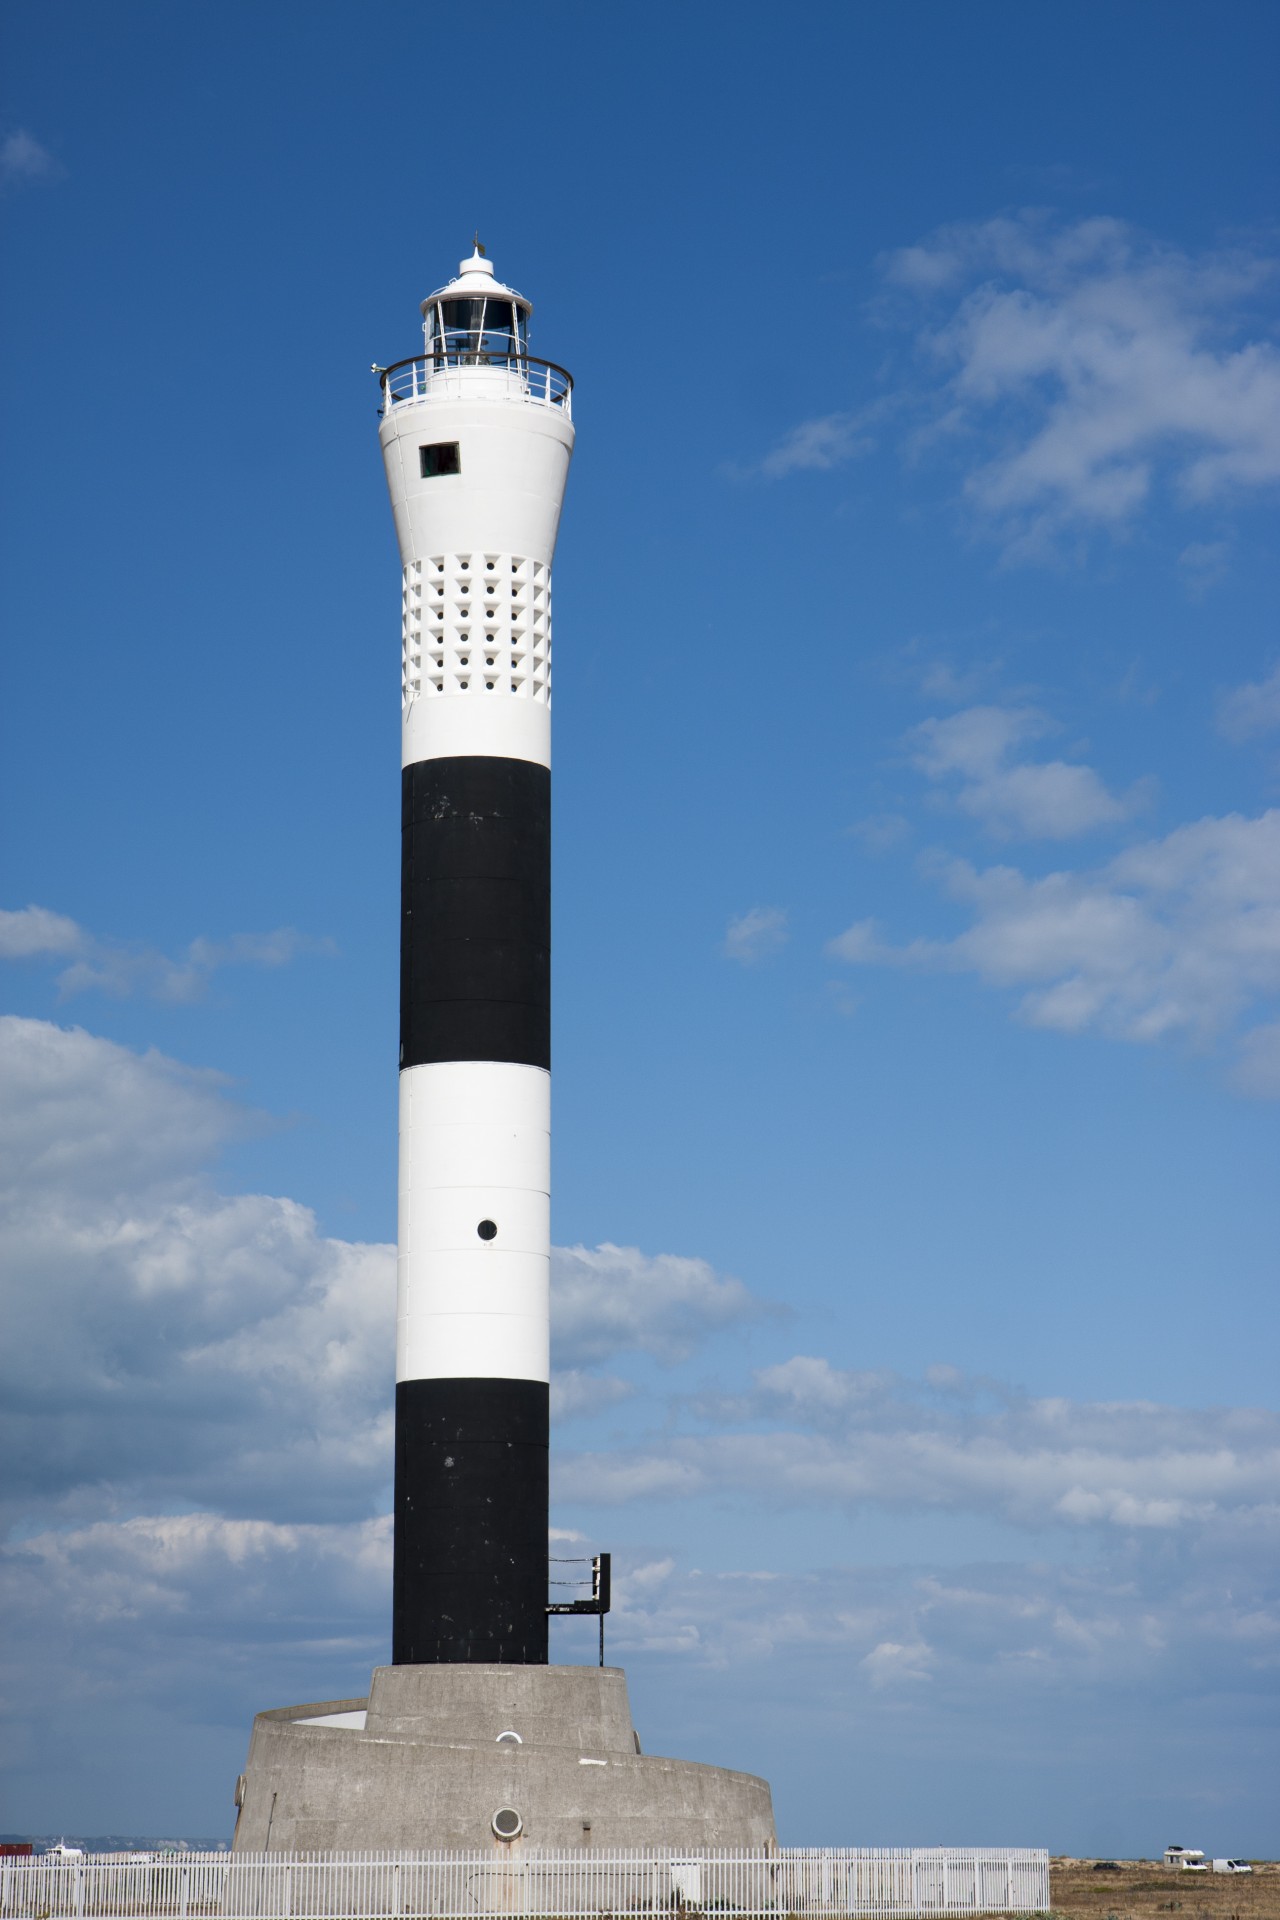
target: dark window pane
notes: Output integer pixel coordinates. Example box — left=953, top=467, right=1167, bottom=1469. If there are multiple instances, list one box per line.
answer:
left=441, top=298, right=485, bottom=336
left=420, top=442, right=461, bottom=478
left=481, top=301, right=516, bottom=353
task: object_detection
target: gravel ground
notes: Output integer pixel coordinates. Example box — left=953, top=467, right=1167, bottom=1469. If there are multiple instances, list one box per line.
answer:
left=1049, top=1861, right=1279, bottom=1920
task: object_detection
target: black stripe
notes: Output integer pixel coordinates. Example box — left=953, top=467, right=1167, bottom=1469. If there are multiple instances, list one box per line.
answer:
left=401, top=757, right=550, bottom=1071
left=393, top=1377, right=549, bottom=1665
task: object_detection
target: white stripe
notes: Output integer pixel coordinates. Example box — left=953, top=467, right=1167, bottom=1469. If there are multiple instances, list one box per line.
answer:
left=397, top=1061, right=550, bottom=1384
left=403, top=688, right=549, bottom=769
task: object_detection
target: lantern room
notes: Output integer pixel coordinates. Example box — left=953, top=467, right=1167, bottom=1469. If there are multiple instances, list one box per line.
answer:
left=421, top=247, right=531, bottom=367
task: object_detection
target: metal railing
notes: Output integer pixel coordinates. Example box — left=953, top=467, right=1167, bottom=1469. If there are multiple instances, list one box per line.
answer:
left=0, top=1847, right=1048, bottom=1919
left=379, top=354, right=573, bottom=417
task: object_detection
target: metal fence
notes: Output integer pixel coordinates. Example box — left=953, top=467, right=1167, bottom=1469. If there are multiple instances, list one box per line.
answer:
left=0, top=1848, right=1048, bottom=1920
left=378, top=355, right=573, bottom=415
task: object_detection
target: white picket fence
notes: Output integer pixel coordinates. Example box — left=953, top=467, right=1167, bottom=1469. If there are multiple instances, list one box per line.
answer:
left=0, top=1848, right=1048, bottom=1920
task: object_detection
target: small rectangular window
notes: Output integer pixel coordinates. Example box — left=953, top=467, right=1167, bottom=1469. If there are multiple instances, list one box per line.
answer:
left=420, top=442, right=461, bottom=479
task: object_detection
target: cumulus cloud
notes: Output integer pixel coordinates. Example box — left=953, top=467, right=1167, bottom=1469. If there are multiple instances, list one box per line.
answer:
left=907, top=705, right=1143, bottom=839
left=5, top=1505, right=1273, bottom=1841
left=550, top=1369, right=634, bottom=1422
left=559, top=1358, right=1280, bottom=1537
left=0, top=1013, right=244, bottom=1196
left=8, top=1511, right=389, bottom=1627
left=0, top=1017, right=394, bottom=1529
left=829, top=809, right=1280, bottom=1077
left=60, top=926, right=335, bottom=1003
left=861, top=1639, right=934, bottom=1689
left=44, top=1004, right=1270, bottom=1571
left=0, top=903, right=334, bottom=1002
left=0, top=1019, right=768, bottom=1532
left=0, top=906, right=84, bottom=959
left=753, top=215, right=1280, bottom=561
left=1218, top=661, right=1280, bottom=742
left=1, top=1019, right=1276, bottom=1840
left=552, top=1241, right=765, bottom=1369
left=591, top=1537, right=1279, bottom=1707
left=0, top=1510, right=392, bottom=1760
left=723, top=905, right=790, bottom=964
left=0, top=129, right=58, bottom=190
left=7, top=1499, right=1275, bottom=1698
left=747, top=410, right=877, bottom=479
left=881, top=213, right=1280, bottom=556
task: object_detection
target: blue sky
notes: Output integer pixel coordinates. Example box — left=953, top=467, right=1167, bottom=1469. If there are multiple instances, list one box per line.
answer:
left=2, top=0, right=1278, bottom=1857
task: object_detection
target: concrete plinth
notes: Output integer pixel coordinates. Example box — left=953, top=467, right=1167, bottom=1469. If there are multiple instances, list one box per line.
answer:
left=233, top=1665, right=774, bottom=1852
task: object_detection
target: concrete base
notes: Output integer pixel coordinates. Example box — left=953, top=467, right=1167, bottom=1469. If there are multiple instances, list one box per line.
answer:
left=233, top=1665, right=774, bottom=1853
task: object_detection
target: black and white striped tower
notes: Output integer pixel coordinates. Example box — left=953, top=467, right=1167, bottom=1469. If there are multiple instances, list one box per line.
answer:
left=378, top=248, right=574, bottom=1667
left=233, top=248, right=773, bottom=1854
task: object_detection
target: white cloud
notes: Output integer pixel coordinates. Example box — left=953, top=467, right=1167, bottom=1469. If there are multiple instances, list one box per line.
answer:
left=0, top=903, right=334, bottom=1001
left=748, top=410, right=877, bottom=479
left=877, top=215, right=1280, bottom=557
left=0, top=906, right=84, bottom=959
left=559, top=1359, right=1280, bottom=1537
left=907, top=705, right=1142, bottom=839
left=583, top=1538, right=1279, bottom=1710
left=4, top=1506, right=1273, bottom=1844
left=0, top=1023, right=1275, bottom=1842
left=0, top=1019, right=768, bottom=1531
left=750, top=215, right=1280, bottom=566
left=1218, top=661, right=1280, bottom=742
left=0, top=1013, right=243, bottom=1197
left=861, top=1639, right=934, bottom=1689
left=752, top=215, right=1280, bottom=563
left=0, top=1509, right=391, bottom=1738
left=550, top=1369, right=634, bottom=1421
left=827, top=919, right=910, bottom=967
left=0, top=129, right=57, bottom=189
left=754, top=1355, right=893, bottom=1414
left=552, top=1241, right=765, bottom=1369
left=7, top=1491, right=1274, bottom=1698
left=723, top=905, right=790, bottom=964
left=829, top=810, right=1280, bottom=1076
left=59, top=927, right=335, bottom=1003
left=0, top=1017, right=395, bottom=1527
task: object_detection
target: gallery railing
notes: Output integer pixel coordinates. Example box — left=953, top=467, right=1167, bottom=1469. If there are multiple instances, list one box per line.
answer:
left=378, top=352, right=573, bottom=416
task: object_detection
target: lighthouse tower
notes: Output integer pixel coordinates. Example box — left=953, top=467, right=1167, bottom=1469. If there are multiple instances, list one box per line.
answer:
left=379, top=247, right=573, bottom=1668
left=230, top=249, right=773, bottom=1852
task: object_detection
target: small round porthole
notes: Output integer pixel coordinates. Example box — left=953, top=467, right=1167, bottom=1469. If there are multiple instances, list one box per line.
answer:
left=492, top=1806, right=523, bottom=1840
left=495, top=1729, right=522, bottom=1745
left=477, top=1219, right=497, bottom=1241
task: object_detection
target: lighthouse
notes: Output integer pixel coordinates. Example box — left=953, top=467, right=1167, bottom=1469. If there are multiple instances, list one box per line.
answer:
left=231, top=248, right=773, bottom=1851
left=378, top=246, right=573, bottom=1668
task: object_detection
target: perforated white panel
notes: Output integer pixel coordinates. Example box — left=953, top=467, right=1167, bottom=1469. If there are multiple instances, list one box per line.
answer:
left=403, top=554, right=551, bottom=712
